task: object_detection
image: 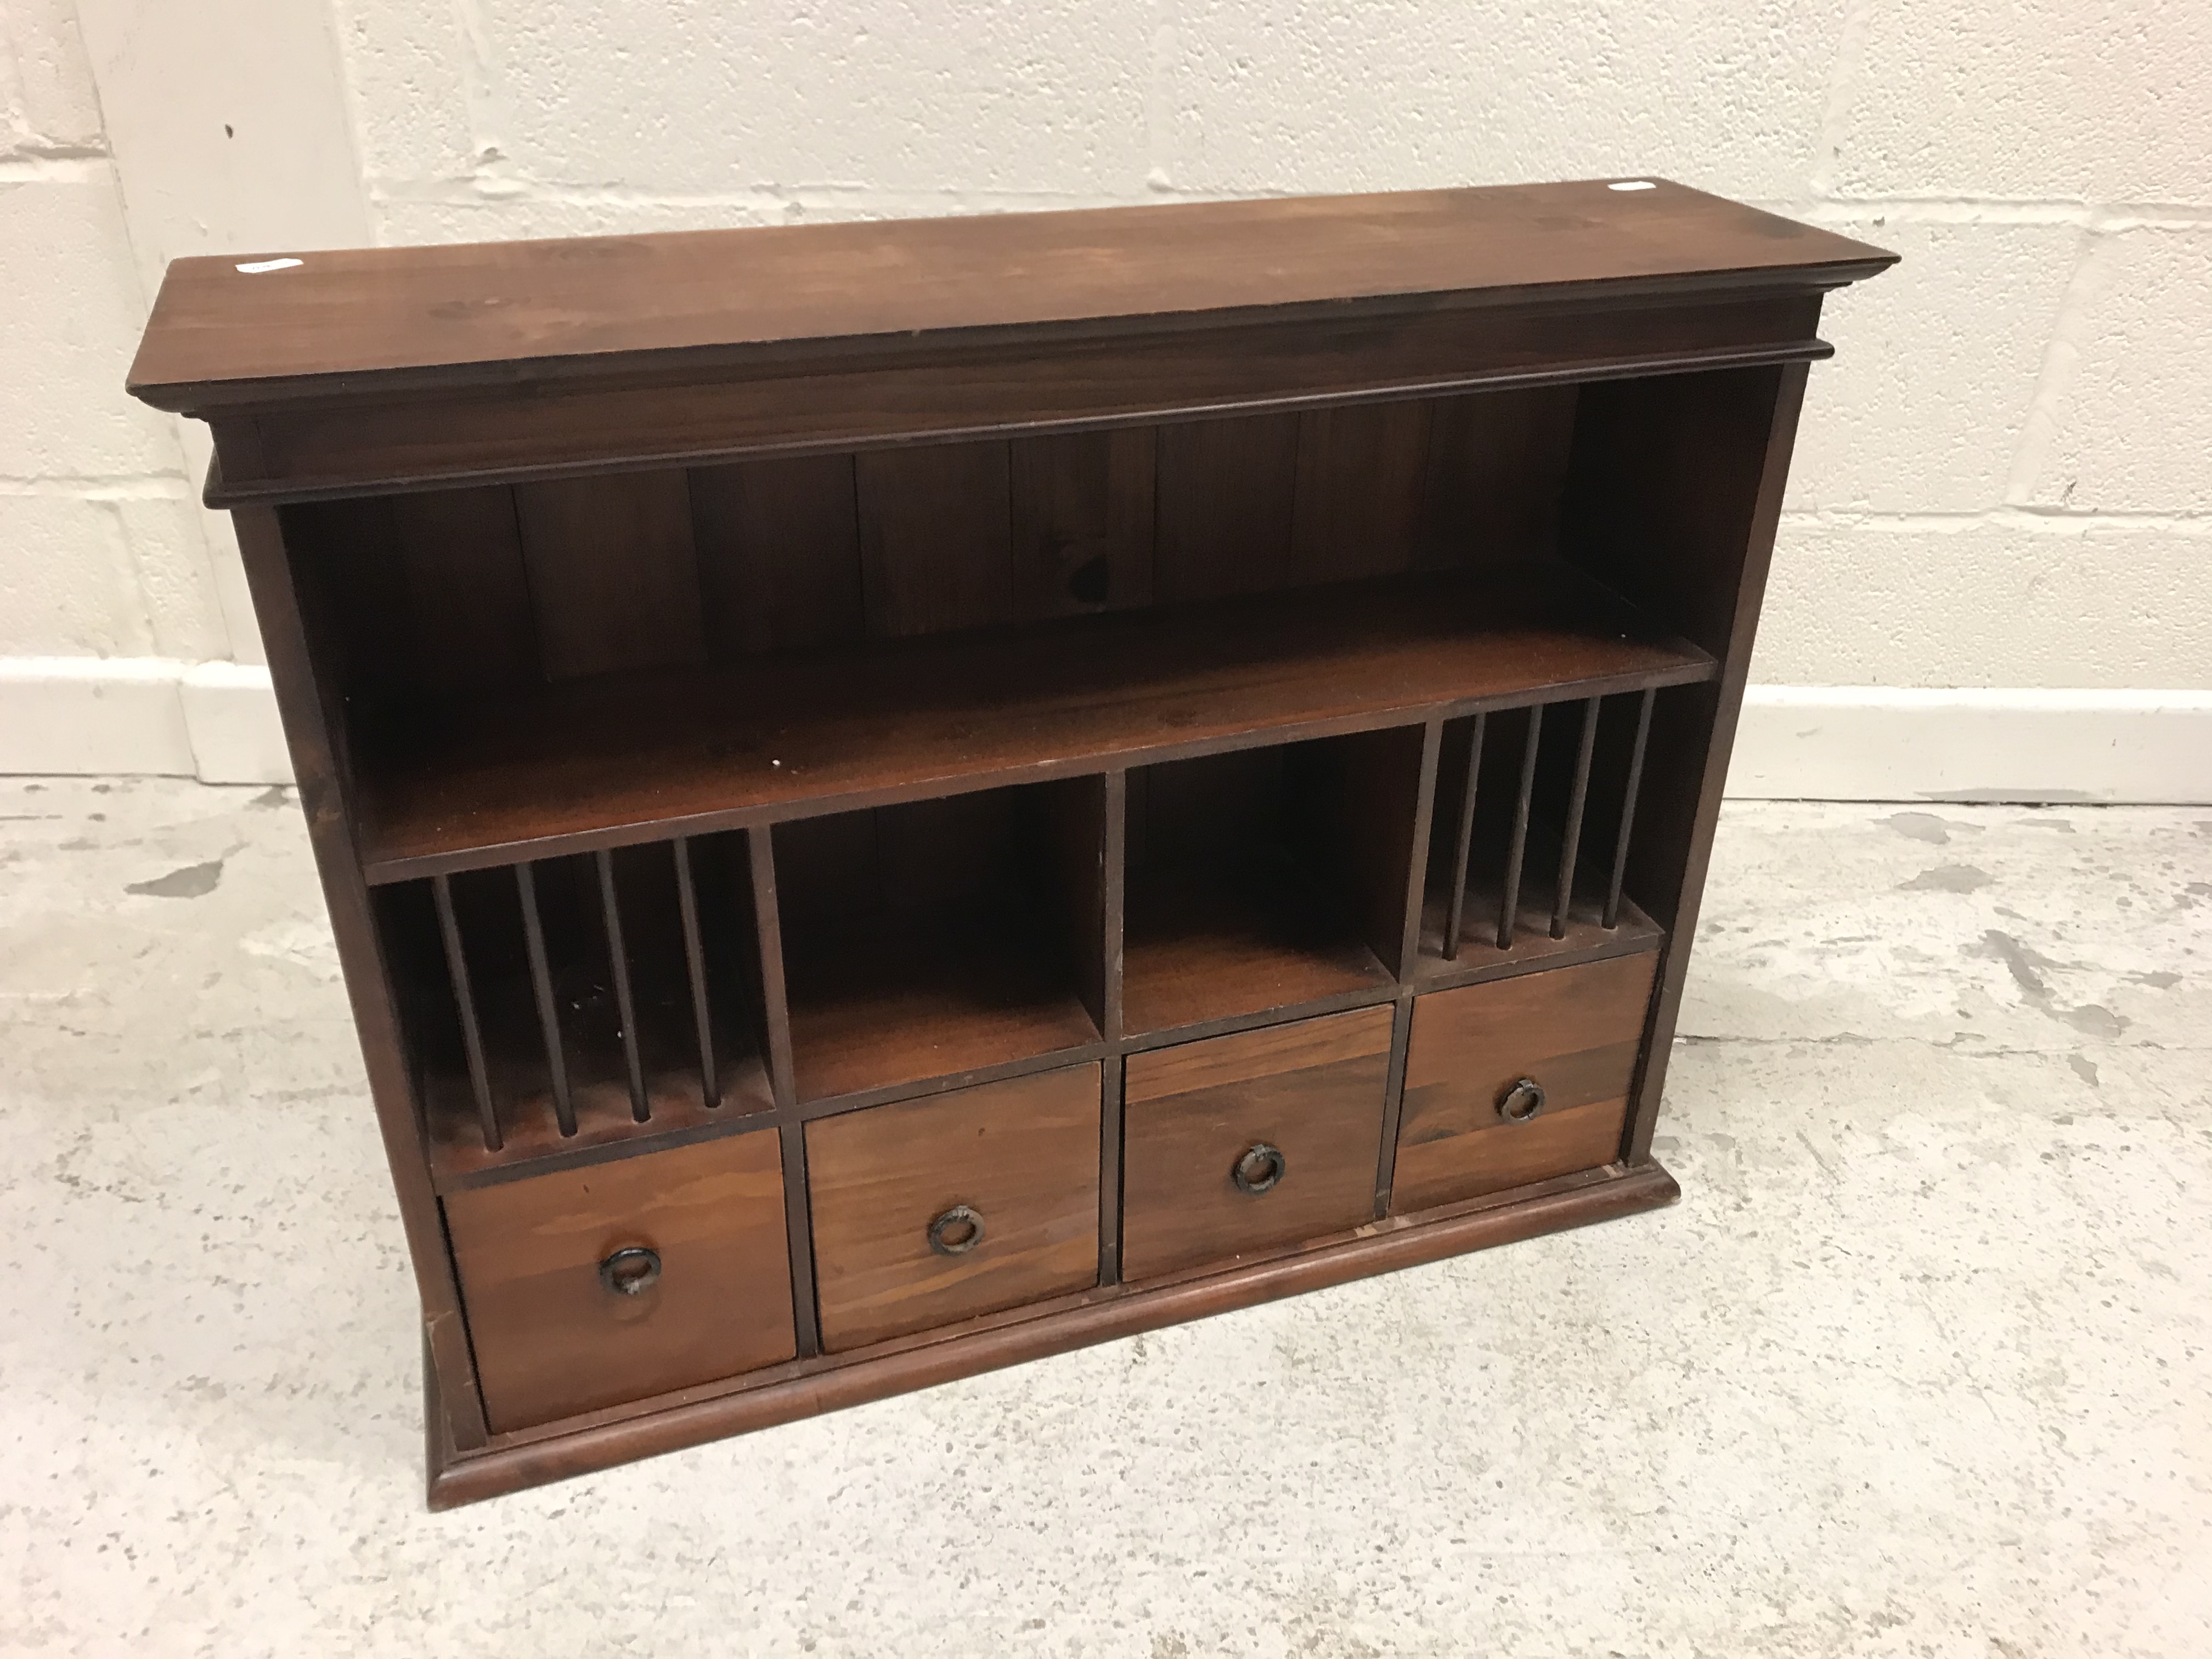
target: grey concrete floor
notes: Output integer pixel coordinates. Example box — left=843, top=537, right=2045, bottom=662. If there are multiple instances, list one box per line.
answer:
left=2, top=777, right=2208, bottom=1658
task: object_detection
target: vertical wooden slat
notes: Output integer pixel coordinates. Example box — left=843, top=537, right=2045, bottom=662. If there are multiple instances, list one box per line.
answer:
left=595, top=850, right=650, bottom=1122
left=1605, top=688, right=1656, bottom=930
left=1154, top=413, right=1300, bottom=602
left=856, top=441, right=1014, bottom=637
left=515, top=471, right=706, bottom=680
left=748, top=825, right=799, bottom=1110
left=690, top=453, right=865, bottom=655
left=391, top=485, right=540, bottom=696
left=1290, top=400, right=1433, bottom=584
left=1394, top=716, right=1446, bottom=979
left=1550, top=696, right=1601, bottom=939
left=515, top=862, right=576, bottom=1136
left=1496, top=704, right=1543, bottom=950
left=431, top=873, right=501, bottom=1152
left=672, top=837, right=720, bottom=1107
left=1419, top=384, right=1582, bottom=570
left=1442, top=712, right=1486, bottom=961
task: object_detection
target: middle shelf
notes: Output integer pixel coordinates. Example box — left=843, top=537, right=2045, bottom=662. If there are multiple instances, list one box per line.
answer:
left=353, top=560, right=1714, bottom=885
left=390, top=678, right=1682, bottom=1191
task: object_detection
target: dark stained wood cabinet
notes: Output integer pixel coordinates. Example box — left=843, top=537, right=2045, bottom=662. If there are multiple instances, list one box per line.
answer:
left=126, top=177, right=1893, bottom=1505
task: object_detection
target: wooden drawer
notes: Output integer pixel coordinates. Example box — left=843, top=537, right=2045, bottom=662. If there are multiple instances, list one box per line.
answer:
left=1121, top=1005, right=1392, bottom=1281
left=806, top=1063, right=1102, bottom=1352
left=1394, top=951, right=1658, bottom=1212
left=445, top=1128, right=795, bottom=1434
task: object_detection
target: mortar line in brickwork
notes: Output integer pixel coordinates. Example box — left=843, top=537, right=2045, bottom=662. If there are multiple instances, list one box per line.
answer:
left=1779, top=509, right=2212, bottom=534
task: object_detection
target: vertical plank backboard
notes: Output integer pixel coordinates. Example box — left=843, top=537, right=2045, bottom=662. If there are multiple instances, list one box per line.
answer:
left=515, top=471, right=707, bottom=680
left=1421, top=385, right=1581, bottom=569
left=856, top=441, right=1014, bottom=637
left=1154, top=413, right=1300, bottom=603
left=392, top=485, right=539, bottom=696
left=1010, top=428, right=1157, bottom=619
left=691, top=453, right=865, bottom=655
left=1290, top=400, right=1433, bottom=584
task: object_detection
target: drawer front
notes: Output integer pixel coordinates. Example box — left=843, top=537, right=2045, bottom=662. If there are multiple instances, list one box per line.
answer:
left=1121, top=1005, right=1393, bottom=1281
left=806, top=1063, right=1102, bottom=1352
left=445, top=1128, right=795, bottom=1434
left=1394, top=951, right=1658, bottom=1212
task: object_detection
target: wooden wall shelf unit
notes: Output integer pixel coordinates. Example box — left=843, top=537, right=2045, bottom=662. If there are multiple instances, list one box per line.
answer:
left=129, top=177, right=1892, bottom=1506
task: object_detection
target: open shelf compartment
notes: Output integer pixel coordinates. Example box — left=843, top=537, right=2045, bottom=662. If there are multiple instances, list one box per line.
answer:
left=276, top=385, right=1721, bottom=887
left=1123, top=726, right=1426, bottom=1035
left=772, top=778, right=1109, bottom=1102
left=1409, top=688, right=1673, bottom=988
left=377, top=832, right=776, bottom=1186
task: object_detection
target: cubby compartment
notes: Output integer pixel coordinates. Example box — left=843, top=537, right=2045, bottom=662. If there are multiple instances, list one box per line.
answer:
left=1409, top=688, right=1675, bottom=987
left=771, top=780, right=1108, bottom=1102
left=376, top=833, right=775, bottom=1183
left=1122, top=727, right=1426, bottom=1034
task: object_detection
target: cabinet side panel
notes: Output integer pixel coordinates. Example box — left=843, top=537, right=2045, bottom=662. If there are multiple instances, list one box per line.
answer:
left=1559, top=357, right=1811, bottom=1163
left=244, top=503, right=491, bottom=1451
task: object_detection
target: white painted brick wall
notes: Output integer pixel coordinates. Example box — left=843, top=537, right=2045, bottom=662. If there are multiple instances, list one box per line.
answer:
left=3, top=1, right=2210, bottom=793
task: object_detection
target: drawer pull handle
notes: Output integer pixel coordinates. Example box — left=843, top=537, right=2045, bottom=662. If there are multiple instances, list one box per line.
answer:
left=1497, top=1077, right=1548, bottom=1122
left=598, top=1245, right=662, bottom=1297
left=928, top=1205, right=985, bottom=1256
left=1232, top=1143, right=1287, bottom=1195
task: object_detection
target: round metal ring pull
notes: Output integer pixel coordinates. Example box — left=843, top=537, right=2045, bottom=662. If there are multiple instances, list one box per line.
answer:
left=1232, top=1142, right=1287, bottom=1195
left=928, top=1204, right=985, bottom=1256
left=598, top=1245, right=662, bottom=1297
left=1497, top=1077, right=1548, bottom=1122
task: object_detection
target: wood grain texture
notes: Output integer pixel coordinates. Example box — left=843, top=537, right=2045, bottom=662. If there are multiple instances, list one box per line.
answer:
left=1121, top=1006, right=1393, bottom=1280
left=856, top=441, right=1014, bottom=638
left=773, top=788, right=1105, bottom=1101
left=690, top=453, right=864, bottom=654
left=388, top=486, right=539, bottom=697
left=1393, top=950, right=1658, bottom=1211
left=1291, top=400, right=1434, bottom=583
left=1420, top=385, right=1582, bottom=568
left=805, top=1064, right=1102, bottom=1351
left=444, top=1128, right=795, bottom=1432
left=132, top=180, right=1892, bottom=409
left=1154, top=414, right=1300, bottom=603
left=429, top=1160, right=1680, bottom=1506
left=515, top=471, right=706, bottom=679
left=1011, top=428, right=1156, bottom=618
left=208, top=296, right=1832, bottom=503
left=1123, top=743, right=1395, bottom=1035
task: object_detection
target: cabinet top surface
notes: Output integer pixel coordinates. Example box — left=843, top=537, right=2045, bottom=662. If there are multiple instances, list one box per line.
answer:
left=127, top=178, right=1892, bottom=411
